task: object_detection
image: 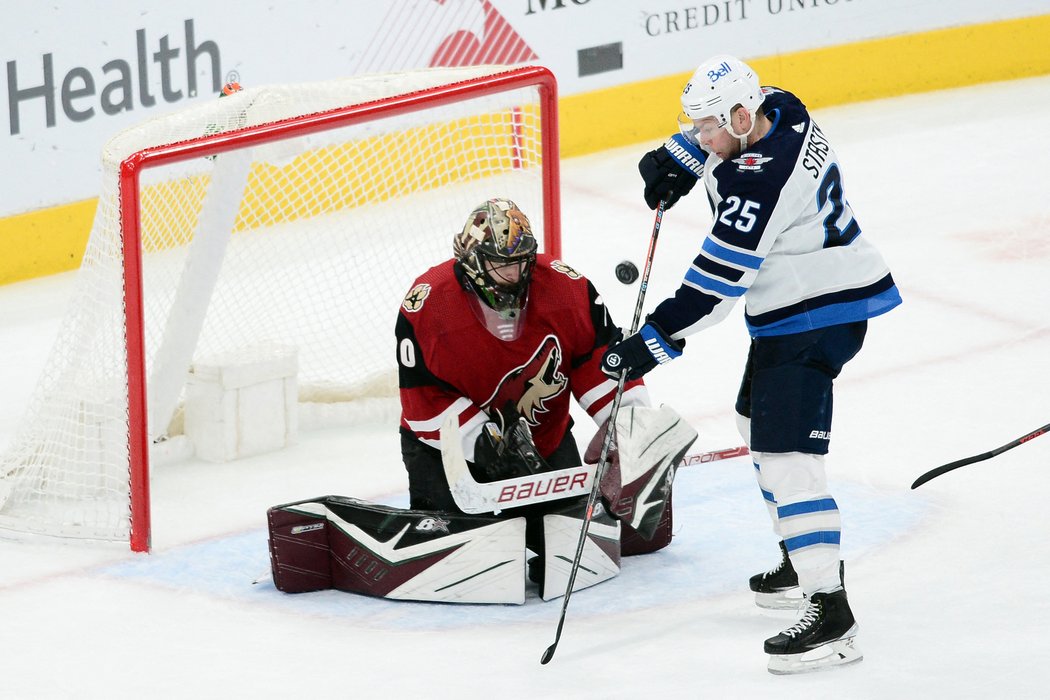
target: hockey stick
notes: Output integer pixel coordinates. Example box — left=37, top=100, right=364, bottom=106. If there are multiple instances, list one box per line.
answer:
left=911, top=422, right=1050, bottom=489
left=680, top=444, right=749, bottom=466
left=440, top=441, right=748, bottom=515
left=540, top=200, right=667, bottom=665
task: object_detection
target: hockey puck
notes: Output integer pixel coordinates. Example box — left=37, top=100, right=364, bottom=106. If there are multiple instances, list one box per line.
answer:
left=615, top=260, right=639, bottom=285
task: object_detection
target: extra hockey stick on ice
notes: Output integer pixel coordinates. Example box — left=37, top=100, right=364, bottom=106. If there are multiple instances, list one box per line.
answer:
left=680, top=444, right=749, bottom=466
left=911, top=422, right=1050, bottom=489
left=540, top=200, right=667, bottom=666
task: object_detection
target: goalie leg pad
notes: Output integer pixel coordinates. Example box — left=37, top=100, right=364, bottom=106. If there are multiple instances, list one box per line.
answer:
left=267, top=496, right=528, bottom=604
left=538, top=500, right=621, bottom=601
left=268, top=500, right=333, bottom=593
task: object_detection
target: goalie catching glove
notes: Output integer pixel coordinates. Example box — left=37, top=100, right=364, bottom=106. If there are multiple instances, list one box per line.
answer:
left=471, top=406, right=551, bottom=482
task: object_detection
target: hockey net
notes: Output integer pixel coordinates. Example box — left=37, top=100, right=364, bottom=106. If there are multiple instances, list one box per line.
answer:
left=0, top=65, right=560, bottom=551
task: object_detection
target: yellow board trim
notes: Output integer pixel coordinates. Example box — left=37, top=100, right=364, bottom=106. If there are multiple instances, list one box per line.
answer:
left=0, top=199, right=98, bottom=285
left=558, top=13, right=1050, bottom=157
left=3, top=14, right=1049, bottom=286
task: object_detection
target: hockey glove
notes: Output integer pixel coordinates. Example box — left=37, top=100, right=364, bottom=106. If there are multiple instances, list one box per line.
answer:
left=601, top=322, right=684, bottom=380
left=471, top=414, right=550, bottom=482
left=638, top=134, right=706, bottom=210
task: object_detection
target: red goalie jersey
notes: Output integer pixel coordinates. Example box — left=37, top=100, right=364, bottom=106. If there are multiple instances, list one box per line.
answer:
left=397, top=254, right=648, bottom=463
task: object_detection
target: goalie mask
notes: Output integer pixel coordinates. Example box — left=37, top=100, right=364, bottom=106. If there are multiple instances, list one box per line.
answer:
left=454, top=198, right=537, bottom=317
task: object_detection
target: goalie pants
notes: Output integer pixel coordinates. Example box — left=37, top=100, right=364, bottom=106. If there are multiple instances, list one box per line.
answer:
left=734, top=320, right=867, bottom=595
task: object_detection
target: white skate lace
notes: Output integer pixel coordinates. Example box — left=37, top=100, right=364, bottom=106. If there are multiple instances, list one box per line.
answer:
left=764, top=550, right=788, bottom=578
left=783, top=600, right=821, bottom=638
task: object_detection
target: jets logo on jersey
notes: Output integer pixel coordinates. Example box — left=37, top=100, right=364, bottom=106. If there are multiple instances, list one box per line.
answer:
left=402, top=283, right=431, bottom=312
left=550, top=260, right=581, bottom=279
left=482, top=334, right=567, bottom=425
left=414, top=516, right=450, bottom=534
left=733, top=153, right=773, bottom=172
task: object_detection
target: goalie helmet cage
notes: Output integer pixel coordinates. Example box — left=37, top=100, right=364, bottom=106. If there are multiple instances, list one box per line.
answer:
left=0, top=65, right=560, bottom=552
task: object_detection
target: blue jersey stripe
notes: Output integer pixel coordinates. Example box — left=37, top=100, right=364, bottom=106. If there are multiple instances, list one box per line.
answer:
left=685, top=268, right=747, bottom=297
left=702, top=237, right=763, bottom=269
left=746, top=276, right=901, bottom=336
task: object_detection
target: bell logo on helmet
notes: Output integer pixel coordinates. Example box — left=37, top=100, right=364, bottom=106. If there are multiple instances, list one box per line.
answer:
left=707, top=61, right=732, bottom=82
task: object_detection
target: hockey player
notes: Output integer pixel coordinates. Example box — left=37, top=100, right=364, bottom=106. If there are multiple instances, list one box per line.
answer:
left=397, top=198, right=696, bottom=598
left=602, top=55, right=902, bottom=673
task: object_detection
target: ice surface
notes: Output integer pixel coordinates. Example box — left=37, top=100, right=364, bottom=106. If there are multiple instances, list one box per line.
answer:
left=2, top=76, right=1049, bottom=699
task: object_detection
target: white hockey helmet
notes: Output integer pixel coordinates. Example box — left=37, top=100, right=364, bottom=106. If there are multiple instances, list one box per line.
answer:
left=680, top=55, right=764, bottom=139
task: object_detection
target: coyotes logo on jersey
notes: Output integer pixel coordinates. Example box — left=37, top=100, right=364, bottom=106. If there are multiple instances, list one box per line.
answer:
left=481, top=334, right=567, bottom=426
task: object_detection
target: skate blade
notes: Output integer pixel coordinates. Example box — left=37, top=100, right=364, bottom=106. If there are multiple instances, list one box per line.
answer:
left=767, top=636, right=863, bottom=675
left=755, top=589, right=805, bottom=610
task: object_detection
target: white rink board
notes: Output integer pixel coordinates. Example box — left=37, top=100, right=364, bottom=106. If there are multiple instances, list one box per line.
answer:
left=3, top=0, right=1046, bottom=215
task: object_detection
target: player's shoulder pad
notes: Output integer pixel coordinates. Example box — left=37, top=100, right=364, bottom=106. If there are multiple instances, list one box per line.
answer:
left=542, top=255, right=585, bottom=282
left=400, top=259, right=458, bottom=315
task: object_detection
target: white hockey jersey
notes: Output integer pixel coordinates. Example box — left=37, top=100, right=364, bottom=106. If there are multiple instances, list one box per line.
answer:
left=650, top=88, right=901, bottom=339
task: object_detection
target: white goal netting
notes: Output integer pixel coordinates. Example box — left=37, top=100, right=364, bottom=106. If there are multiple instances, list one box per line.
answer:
left=0, top=65, right=558, bottom=549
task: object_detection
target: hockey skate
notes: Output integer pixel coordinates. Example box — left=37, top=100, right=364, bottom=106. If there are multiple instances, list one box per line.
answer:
left=750, top=541, right=846, bottom=610
left=749, top=541, right=803, bottom=610
left=764, top=588, right=862, bottom=675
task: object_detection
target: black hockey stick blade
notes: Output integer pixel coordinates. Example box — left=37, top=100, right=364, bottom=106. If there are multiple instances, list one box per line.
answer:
left=911, top=422, right=1050, bottom=489
left=540, top=632, right=560, bottom=665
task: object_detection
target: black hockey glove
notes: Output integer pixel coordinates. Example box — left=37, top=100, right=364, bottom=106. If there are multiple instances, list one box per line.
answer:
left=638, top=145, right=699, bottom=211
left=601, top=322, right=684, bottom=380
left=471, top=412, right=550, bottom=482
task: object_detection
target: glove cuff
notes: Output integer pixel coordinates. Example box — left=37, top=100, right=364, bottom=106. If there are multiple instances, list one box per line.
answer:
left=663, top=134, right=706, bottom=178
left=640, top=323, right=683, bottom=365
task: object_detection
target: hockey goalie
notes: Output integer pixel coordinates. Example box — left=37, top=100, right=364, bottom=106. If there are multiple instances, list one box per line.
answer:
left=267, top=198, right=697, bottom=604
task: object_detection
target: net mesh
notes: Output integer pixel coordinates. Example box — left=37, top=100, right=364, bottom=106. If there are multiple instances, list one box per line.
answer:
left=0, top=65, right=554, bottom=544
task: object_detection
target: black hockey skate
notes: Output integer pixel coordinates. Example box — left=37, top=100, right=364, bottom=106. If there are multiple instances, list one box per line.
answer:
left=764, top=588, right=862, bottom=674
left=749, top=540, right=802, bottom=610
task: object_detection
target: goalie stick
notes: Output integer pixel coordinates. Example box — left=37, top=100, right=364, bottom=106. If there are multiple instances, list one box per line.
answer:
left=540, top=201, right=667, bottom=665
left=911, top=422, right=1050, bottom=489
left=440, top=443, right=750, bottom=515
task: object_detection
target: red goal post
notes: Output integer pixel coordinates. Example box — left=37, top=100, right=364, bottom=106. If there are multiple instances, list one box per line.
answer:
left=0, top=65, right=561, bottom=552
